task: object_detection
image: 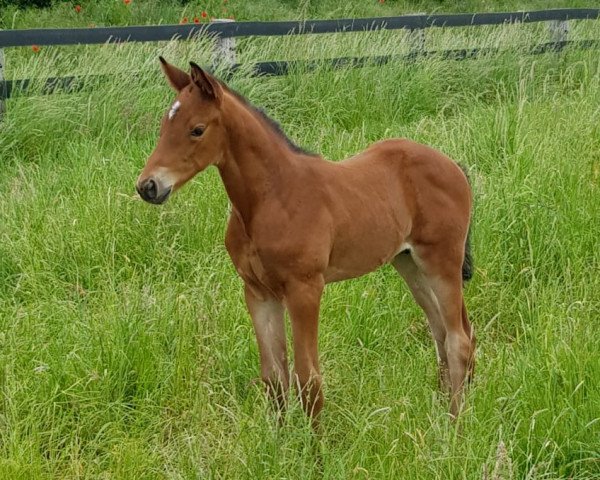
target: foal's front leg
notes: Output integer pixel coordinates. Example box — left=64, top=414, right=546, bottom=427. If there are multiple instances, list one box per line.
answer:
left=244, top=284, right=289, bottom=413
left=285, top=277, right=325, bottom=421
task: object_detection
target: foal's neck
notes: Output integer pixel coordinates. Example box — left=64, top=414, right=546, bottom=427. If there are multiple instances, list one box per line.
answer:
left=217, top=93, right=303, bottom=225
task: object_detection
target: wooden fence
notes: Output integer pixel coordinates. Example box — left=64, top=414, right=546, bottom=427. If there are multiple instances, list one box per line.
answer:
left=1, top=8, right=599, bottom=109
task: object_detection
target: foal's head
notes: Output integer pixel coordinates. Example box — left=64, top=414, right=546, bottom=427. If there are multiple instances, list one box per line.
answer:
left=136, top=58, right=225, bottom=204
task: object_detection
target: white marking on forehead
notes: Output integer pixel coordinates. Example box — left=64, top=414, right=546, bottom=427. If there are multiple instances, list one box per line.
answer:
left=168, top=100, right=181, bottom=120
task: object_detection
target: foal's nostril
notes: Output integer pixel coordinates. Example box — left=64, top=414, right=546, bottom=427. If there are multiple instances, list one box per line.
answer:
left=137, top=177, right=171, bottom=204
left=145, top=179, right=157, bottom=200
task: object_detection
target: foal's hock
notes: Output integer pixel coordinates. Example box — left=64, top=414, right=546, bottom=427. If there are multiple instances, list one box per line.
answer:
left=137, top=58, right=475, bottom=421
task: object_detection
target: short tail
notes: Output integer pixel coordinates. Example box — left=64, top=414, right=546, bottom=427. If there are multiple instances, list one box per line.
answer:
left=459, top=164, right=474, bottom=282
left=462, top=228, right=473, bottom=282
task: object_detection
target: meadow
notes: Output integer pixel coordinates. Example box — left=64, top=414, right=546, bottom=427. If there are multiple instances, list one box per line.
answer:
left=1, top=1, right=599, bottom=479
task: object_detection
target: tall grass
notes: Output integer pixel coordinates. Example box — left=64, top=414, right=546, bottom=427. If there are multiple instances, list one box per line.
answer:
left=1, top=10, right=599, bottom=480
left=2, top=0, right=600, bottom=30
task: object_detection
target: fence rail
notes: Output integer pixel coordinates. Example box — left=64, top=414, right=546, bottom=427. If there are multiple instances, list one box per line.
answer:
left=3, top=39, right=599, bottom=102
left=1, top=8, right=599, bottom=105
left=1, top=8, right=599, bottom=47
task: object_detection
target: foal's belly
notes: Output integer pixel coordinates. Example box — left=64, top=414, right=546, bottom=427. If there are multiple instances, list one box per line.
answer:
left=323, top=227, right=408, bottom=283
left=324, top=251, right=398, bottom=283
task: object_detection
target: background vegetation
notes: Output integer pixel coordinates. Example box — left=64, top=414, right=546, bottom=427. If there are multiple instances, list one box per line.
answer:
left=2, top=0, right=600, bottom=29
left=1, top=1, right=599, bottom=478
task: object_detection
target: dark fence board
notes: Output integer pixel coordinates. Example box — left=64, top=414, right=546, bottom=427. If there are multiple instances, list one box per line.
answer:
left=1, top=9, right=599, bottom=48
left=3, top=40, right=599, bottom=100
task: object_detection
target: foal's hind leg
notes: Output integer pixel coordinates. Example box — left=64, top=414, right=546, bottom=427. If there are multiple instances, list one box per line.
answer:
left=434, top=276, right=474, bottom=417
left=395, top=245, right=475, bottom=417
left=392, top=252, right=450, bottom=391
left=414, top=246, right=475, bottom=417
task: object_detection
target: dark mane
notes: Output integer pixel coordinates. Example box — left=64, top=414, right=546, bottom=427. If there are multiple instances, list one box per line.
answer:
left=220, top=82, right=316, bottom=156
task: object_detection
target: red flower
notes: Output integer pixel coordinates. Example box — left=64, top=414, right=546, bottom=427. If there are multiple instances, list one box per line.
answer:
left=124, top=0, right=131, bottom=5
left=201, top=11, right=207, bottom=18
left=193, top=17, right=200, bottom=23
left=180, top=17, right=188, bottom=24
left=74, top=4, right=82, bottom=13
left=32, top=45, right=40, bottom=53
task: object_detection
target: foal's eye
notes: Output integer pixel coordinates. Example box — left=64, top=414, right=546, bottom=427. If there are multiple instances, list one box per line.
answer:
left=190, top=126, right=205, bottom=137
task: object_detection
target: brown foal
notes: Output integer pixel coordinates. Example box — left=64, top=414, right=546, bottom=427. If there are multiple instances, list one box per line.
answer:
left=137, top=58, right=475, bottom=421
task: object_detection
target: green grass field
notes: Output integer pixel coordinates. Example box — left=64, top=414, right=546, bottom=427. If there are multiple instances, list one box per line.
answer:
left=1, top=1, right=600, bottom=478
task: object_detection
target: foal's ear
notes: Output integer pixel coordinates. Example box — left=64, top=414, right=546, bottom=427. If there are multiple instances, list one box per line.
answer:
left=159, top=56, right=190, bottom=92
left=189, top=62, right=222, bottom=102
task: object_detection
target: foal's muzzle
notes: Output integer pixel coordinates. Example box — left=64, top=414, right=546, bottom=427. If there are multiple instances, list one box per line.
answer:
left=136, top=178, right=172, bottom=205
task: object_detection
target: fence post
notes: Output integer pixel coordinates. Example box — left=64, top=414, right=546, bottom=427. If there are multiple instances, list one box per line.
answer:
left=407, top=14, right=426, bottom=60
left=212, top=18, right=237, bottom=74
left=548, top=19, right=569, bottom=49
